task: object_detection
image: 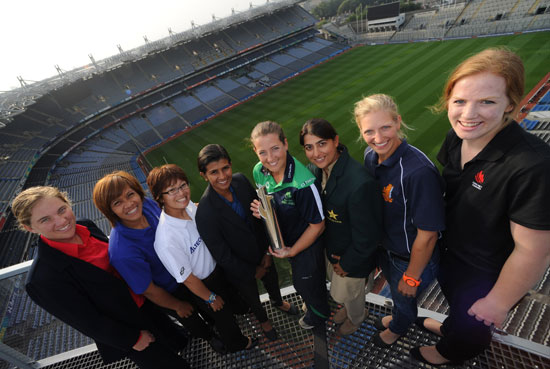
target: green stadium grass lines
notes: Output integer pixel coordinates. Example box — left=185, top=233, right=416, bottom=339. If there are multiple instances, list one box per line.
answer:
left=148, top=32, right=550, bottom=199
left=146, top=32, right=549, bottom=291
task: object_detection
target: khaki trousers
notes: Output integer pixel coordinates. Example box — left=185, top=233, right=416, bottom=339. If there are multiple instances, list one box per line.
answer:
left=326, top=257, right=374, bottom=325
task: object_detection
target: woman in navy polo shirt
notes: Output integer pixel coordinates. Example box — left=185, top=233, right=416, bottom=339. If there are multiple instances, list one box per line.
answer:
left=412, top=49, right=550, bottom=365
left=249, top=120, right=330, bottom=330
left=354, top=94, right=445, bottom=348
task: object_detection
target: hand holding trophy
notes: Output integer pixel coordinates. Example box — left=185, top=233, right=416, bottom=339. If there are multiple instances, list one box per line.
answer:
left=256, top=186, right=285, bottom=254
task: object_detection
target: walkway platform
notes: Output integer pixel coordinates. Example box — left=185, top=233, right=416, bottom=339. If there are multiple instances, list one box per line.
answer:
left=35, top=287, right=550, bottom=369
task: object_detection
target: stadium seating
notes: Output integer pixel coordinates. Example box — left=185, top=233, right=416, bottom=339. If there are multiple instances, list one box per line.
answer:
left=1, top=4, right=547, bottom=368
left=344, top=0, right=550, bottom=43
left=1, top=30, right=345, bottom=225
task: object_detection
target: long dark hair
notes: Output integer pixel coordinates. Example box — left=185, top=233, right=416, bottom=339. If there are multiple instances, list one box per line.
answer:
left=299, top=118, right=337, bottom=146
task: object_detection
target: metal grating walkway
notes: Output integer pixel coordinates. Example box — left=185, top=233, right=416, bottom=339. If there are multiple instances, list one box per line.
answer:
left=38, top=291, right=549, bottom=369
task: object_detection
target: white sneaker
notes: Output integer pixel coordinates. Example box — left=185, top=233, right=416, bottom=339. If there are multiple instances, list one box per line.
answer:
left=299, top=315, right=315, bottom=330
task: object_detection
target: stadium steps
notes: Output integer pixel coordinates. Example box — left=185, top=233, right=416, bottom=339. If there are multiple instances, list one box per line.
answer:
left=528, top=0, right=543, bottom=14
left=212, top=86, right=239, bottom=108
left=508, top=0, right=523, bottom=16
left=165, top=104, right=192, bottom=129
left=190, top=92, right=217, bottom=116
left=471, top=0, right=488, bottom=22
left=445, top=2, right=471, bottom=36
left=221, top=29, right=241, bottom=49
left=137, top=114, right=164, bottom=142
left=243, top=23, right=263, bottom=44
left=527, top=13, right=540, bottom=28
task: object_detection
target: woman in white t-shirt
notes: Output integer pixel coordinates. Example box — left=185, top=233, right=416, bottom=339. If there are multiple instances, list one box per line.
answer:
left=147, top=164, right=256, bottom=353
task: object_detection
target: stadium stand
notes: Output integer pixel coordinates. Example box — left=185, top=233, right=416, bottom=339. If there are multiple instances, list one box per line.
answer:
left=319, top=0, right=550, bottom=44
left=0, top=2, right=549, bottom=369
left=0, top=1, right=342, bottom=244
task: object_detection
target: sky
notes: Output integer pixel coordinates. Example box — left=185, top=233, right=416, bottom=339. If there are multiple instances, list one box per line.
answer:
left=0, top=0, right=270, bottom=92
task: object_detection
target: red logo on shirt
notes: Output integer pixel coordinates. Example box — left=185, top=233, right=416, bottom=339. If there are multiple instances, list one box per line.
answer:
left=472, top=170, right=484, bottom=190
left=475, top=171, right=484, bottom=184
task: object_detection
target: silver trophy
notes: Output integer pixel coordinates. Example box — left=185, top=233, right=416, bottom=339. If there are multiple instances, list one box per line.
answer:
left=256, top=186, right=284, bottom=250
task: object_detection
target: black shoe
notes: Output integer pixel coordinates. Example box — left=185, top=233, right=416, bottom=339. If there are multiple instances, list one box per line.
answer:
left=415, top=317, right=444, bottom=336
left=373, top=317, right=387, bottom=331
left=273, top=301, right=300, bottom=315
left=208, top=336, right=227, bottom=354
left=245, top=337, right=258, bottom=350
left=410, top=347, right=459, bottom=367
left=371, top=332, right=397, bottom=348
left=263, top=327, right=278, bottom=341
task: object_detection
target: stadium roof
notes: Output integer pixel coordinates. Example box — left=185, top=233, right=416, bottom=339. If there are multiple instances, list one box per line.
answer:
left=0, top=0, right=303, bottom=124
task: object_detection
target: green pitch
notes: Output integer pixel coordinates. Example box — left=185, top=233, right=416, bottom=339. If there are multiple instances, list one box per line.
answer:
left=147, top=32, right=549, bottom=199
left=146, top=31, right=549, bottom=288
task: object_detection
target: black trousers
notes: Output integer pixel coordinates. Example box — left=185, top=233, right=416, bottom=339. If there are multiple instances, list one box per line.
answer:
left=193, top=266, right=249, bottom=352
left=291, top=242, right=330, bottom=319
left=169, top=285, right=215, bottom=341
left=435, top=252, right=498, bottom=362
left=127, top=300, right=190, bottom=369
left=127, top=341, right=190, bottom=369
left=236, top=263, right=282, bottom=323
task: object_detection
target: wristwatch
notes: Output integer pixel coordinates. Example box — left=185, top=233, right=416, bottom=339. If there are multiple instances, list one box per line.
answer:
left=205, top=292, right=217, bottom=304
left=402, top=273, right=421, bottom=287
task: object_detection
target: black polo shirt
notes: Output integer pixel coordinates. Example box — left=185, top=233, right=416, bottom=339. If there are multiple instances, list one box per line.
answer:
left=437, top=122, right=550, bottom=274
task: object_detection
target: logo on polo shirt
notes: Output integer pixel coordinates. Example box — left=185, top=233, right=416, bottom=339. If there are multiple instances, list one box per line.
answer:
left=190, top=237, right=202, bottom=254
left=300, top=177, right=315, bottom=187
left=327, top=209, right=341, bottom=223
left=472, top=170, right=484, bottom=190
left=281, top=191, right=295, bottom=206
left=382, top=184, right=394, bottom=203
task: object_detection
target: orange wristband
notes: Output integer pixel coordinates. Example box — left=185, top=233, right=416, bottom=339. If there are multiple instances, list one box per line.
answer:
left=402, top=273, right=421, bottom=287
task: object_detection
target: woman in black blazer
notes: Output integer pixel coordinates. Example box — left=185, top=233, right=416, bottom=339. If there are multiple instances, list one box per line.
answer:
left=12, top=186, right=189, bottom=369
left=195, top=144, right=298, bottom=341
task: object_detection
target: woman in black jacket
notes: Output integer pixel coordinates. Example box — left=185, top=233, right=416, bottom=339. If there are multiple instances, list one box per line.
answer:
left=195, top=144, right=298, bottom=341
left=12, top=186, right=190, bottom=369
left=300, top=118, right=382, bottom=336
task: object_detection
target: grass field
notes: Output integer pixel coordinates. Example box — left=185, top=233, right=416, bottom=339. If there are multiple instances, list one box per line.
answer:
left=147, top=32, right=550, bottom=201
left=146, top=31, right=549, bottom=289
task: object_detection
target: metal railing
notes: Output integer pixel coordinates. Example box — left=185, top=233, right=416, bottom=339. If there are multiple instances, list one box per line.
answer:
left=0, top=261, right=95, bottom=369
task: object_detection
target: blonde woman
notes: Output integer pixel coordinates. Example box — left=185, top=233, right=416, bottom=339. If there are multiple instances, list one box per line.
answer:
left=354, top=94, right=445, bottom=348
left=12, top=186, right=190, bottom=368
